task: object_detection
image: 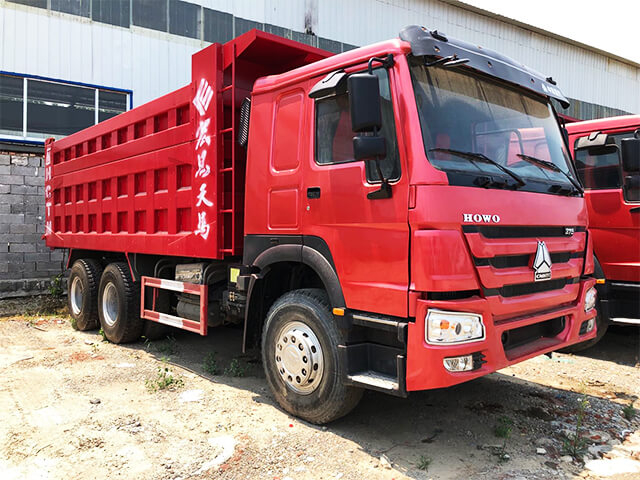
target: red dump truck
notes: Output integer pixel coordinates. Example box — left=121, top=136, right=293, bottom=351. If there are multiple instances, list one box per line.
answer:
left=565, top=115, right=640, bottom=349
left=45, top=26, right=598, bottom=423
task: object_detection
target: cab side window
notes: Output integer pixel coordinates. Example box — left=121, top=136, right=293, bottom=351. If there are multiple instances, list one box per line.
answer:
left=314, top=68, right=401, bottom=183
left=574, top=132, right=633, bottom=190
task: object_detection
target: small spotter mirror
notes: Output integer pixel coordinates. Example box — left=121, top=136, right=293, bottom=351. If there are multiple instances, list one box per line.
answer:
left=309, top=70, right=347, bottom=99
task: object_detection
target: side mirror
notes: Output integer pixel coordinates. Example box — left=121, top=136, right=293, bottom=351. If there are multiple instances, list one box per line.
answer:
left=621, top=137, right=640, bottom=172
left=348, top=73, right=382, bottom=132
left=353, top=136, right=386, bottom=160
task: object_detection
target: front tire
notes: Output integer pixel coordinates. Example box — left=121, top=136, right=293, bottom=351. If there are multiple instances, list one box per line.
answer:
left=561, top=306, right=608, bottom=353
left=261, top=289, right=363, bottom=424
left=68, top=259, right=103, bottom=331
left=98, top=262, right=144, bottom=344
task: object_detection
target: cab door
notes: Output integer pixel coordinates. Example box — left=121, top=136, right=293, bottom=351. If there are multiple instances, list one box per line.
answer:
left=300, top=66, right=410, bottom=318
left=574, top=130, right=640, bottom=282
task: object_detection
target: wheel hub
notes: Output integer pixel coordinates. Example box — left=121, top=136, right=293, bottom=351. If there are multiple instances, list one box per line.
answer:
left=102, top=282, right=119, bottom=327
left=275, top=321, right=324, bottom=394
left=70, top=276, right=83, bottom=316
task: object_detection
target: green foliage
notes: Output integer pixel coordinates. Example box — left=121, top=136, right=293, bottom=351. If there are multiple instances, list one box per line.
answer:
left=202, top=352, right=219, bottom=375
left=622, top=403, right=636, bottom=421
left=562, top=396, right=590, bottom=459
left=494, top=416, right=513, bottom=439
left=146, top=358, right=184, bottom=392
left=493, top=416, right=514, bottom=464
left=98, top=327, right=107, bottom=342
left=417, top=455, right=431, bottom=471
left=49, top=273, right=64, bottom=298
left=224, top=358, right=246, bottom=377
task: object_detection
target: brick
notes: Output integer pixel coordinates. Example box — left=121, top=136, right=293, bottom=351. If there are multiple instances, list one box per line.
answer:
left=37, top=262, right=63, bottom=272
left=24, top=195, right=41, bottom=205
left=8, top=243, right=36, bottom=253
left=0, top=233, right=22, bottom=244
left=0, top=213, right=24, bottom=224
left=0, top=204, right=10, bottom=214
left=0, top=193, right=20, bottom=205
left=0, top=154, right=10, bottom=165
left=25, top=253, right=53, bottom=263
left=11, top=203, right=39, bottom=215
left=11, top=184, right=38, bottom=195
left=0, top=224, right=10, bottom=234
left=10, top=156, right=28, bottom=166
left=10, top=223, right=36, bottom=234
left=0, top=252, right=24, bottom=264
left=9, top=262, right=36, bottom=272
left=24, top=175, right=44, bottom=186
left=28, top=157, right=42, bottom=167
left=23, top=233, right=44, bottom=244
left=0, top=165, right=10, bottom=175
left=11, top=165, right=38, bottom=176
left=0, top=175, right=24, bottom=185
left=0, top=185, right=9, bottom=194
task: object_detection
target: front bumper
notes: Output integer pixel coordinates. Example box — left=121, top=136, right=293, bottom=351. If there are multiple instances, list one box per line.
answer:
left=406, top=277, right=597, bottom=391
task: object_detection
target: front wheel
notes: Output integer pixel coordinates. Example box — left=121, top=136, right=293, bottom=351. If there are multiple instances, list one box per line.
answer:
left=261, top=289, right=363, bottom=424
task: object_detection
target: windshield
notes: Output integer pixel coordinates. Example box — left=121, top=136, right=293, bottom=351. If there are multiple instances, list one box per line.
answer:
left=409, top=59, right=578, bottom=194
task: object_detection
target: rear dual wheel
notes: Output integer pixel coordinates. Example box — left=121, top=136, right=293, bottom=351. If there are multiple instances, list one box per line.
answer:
left=97, top=262, right=145, bottom=344
left=68, top=259, right=103, bottom=331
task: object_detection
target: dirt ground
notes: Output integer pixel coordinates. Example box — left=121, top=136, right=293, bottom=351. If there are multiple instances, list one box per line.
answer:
left=1, top=296, right=640, bottom=480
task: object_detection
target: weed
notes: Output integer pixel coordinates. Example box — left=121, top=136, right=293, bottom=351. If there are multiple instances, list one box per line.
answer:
left=493, top=416, right=513, bottom=463
left=146, top=358, right=184, bottom=392
left=622, top=403, right=637, bottom=421
left=70, top=317, right=78, bottom=330
left=203, top=352, right=219, bottom=375
left=98, top=328, right=107, bottom=342
left=224, top=358, right=246, bottom=377
left=416, top=455, right=431, bottom=471
left=562, top=395, right=590, bottom=459
left=494, top=416, right=513, bottom=438
left=49, top=273, right=64, bottom=298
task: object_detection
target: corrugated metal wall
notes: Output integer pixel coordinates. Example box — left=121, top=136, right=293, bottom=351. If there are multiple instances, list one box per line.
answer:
left=1, top=0, right=638, bottom=116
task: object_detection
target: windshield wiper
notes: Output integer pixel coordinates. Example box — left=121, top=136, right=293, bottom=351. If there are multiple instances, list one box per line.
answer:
left=516, top=154, right=583, bottom=194
left=429, top=148, right=526, bottom=187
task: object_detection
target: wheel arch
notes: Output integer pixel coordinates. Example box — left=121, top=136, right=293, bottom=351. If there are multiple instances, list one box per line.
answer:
left=242, top=241, right=346, bottom=351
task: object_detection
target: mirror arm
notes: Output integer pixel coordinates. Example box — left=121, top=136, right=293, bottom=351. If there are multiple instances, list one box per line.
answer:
left=366, top=125, right=393, bottom=200
left=367, top=54, right=395, bottom=74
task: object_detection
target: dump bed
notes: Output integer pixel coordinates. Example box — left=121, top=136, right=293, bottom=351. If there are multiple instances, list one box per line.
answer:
left=44, top=30, right=330, bottom=259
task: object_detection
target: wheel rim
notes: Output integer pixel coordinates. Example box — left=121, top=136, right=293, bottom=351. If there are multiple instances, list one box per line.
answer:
left=70, top=276, right=83, bottom=316
left=275, top=321, right=324, bottom=395
left=102, top=282, right=119, bottom=327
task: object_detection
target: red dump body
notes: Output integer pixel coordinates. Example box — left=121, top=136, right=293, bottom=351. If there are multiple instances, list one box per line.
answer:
left=44, top=31, right=330, bottom=259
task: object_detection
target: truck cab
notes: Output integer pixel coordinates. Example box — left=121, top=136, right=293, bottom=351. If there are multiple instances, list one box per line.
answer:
left=566, top=115, right=640, bottom=345
left=243, top=26, right=596, bottom=400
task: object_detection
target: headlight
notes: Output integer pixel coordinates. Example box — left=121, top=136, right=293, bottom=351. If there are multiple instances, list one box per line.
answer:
left=425, top=309, right=485, bottom=345
left=584, top=287, right=597, bottom=312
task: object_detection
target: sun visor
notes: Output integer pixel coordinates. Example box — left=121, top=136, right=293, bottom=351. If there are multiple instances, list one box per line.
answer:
left=399, top=25, right=570, bottom=109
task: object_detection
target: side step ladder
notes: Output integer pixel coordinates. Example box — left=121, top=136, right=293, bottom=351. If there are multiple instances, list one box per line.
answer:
left=140, top=276, right=208, bottom=335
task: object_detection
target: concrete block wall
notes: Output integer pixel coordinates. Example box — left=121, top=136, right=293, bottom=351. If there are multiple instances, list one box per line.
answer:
left=0, top=151, right=66, bottom=298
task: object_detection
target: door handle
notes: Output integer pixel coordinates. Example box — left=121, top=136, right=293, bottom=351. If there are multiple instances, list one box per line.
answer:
left=307, top=187, right=321, bottom=199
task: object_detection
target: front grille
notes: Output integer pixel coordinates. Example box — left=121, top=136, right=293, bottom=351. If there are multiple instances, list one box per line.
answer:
left=474, top=251, right=578, bottom=269
left=463, top=225, right=585, bottom=238
left=484, top=278, right=577, bottom=298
